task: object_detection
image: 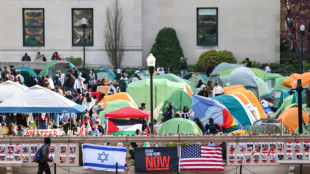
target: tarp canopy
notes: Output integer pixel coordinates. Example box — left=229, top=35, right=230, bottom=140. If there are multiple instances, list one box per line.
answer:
left=219, top=72, right=259, bottom=98
left=16, top=66, right=38, bottom=85
left=158, top=118, right=203, bottom=135
left=219, top=67, right=265, bottom=80
left=105, top=107, right=150, bottom=119
left=39, top=60, right=75, bottom=77
left=192, top=95, right=239, bottom=132
left=0, top=81, right=28, bottom=102
left=282, top=72, right=310, bottom=88
left=182, top=72, right=208, bottom=87
left=253, top=76, right=272, bottom=99
left=99, top=92, right=138, bottom=109
left=99, top=99, right=138, bottom=124
left=127, top=79, right=189, bottom=110
left=277, top=107, right=309, bottom=132
left=0, top=85, right=85, bottom=113
left=212, top=94, right=256, bottom=127
left=96, top=68, right=116, bottom=82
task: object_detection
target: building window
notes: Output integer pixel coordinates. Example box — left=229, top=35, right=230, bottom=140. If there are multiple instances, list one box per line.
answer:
left=23, top=8, right=45, bottom=47
left=197, top=8, right=218, bottom=46
left=72, top=8, right=93, bottom=46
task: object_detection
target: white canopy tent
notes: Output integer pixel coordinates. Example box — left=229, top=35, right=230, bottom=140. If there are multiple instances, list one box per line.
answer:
left=0, top=81, right=28, bottom=102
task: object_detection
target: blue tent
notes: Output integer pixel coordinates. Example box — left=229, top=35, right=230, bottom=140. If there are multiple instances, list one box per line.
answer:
left=96, top=68, right=116, bottom=81
left=277, top=88, right=306, bottom=109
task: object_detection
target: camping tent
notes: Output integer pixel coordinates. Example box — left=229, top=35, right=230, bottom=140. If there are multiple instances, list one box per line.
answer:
left=182, top=79, right=198, bottom=94
left=210, top=62, right=242, bottom=79
left=158, top=118, right=203, bottom=135
left=273, top=77, right=288, bottom=91
left=99, top=92, right=138, bottom=109
left=253, top=76, right=272, bottom=99
left=264, top=73, right=284, bottom=92
left=0, top=85, right=85, bottom=113
left=212, top=94, right=256, bottom=127
left=127, top=79, right=190, bottom=110
left=192, top=95, right=239, bottom=132
left=96, top=68, right=116, bottom=82
left=0, top=81, right=28, bottom=102
left=277, top=88, right=306, bottom=109
left=219, top=72, right=259, bottom=98
left=219, top=67, right=265, bottom=80
left=271, top=95, right=294, bottom=119
left=16, top=66, right=38, bottom=85
left=282, top=72, right=310, bottom=88
left=182, top=72, right=208, bottom=87
left=277, top=107, right=309, bottom=132
left=39, top=60, right=75, bottom=77
left=105, top=107, right=150, bottom=119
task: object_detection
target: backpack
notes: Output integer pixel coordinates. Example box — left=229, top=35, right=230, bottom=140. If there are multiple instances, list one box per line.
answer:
left=34, top=146, right=43, bottom=163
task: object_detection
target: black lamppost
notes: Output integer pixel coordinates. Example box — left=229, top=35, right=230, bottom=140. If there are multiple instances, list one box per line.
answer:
left=147, top=53, right=156, bottom=135
left=300, top=24, right=305, bottom=73
left=81, top=17, right=87, bottom=67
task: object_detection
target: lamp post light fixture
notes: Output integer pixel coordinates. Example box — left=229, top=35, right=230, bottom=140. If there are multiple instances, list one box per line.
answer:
left=300, top=24, right=305, bottom=73
left=81, top=17, right=87, bottom=67
left=146, top=53, right=156, bottom=135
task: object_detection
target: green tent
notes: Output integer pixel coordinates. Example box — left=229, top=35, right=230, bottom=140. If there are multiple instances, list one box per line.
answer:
left=219, top=72, right=259, bottom=98
left=158, top=118, right=203, bottom=135
left=271, top=95, right=295, bottom=119
left=127, top=79, right=188, bottom=110
left=182, top=79, right=198, bottom=94
left=277, top=88, right=306, bottom=110
left=264, top=73, right=283, bottom=81
left=219, top=67, right=265, bottom=81
left=212, top=94, right=256, bottom=127
left=157, top=90, right=192, bottom=122
left=273, top=77, right=288, bottom=92
left=253, top=76, right=272, bottom=99
left=39, top=60, right=75, bottom=77
left=99, top=99, right=137, bottom=124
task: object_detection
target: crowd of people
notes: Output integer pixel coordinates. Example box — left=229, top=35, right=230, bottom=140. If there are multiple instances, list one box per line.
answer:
left=21, top=52, right=62, bottom=62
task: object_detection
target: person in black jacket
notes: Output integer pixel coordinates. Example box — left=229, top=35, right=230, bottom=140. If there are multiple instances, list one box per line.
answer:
left=37, top=137, right=54, bottom=174
left=194, top=118, right=205, bottom=133
left=22, top=53, right=31, bottom=61
left=205, top=118, right=221, bottom=134
left=163, top=104, right=174, bottom=122
left=81, top=69, right=89, bottom=90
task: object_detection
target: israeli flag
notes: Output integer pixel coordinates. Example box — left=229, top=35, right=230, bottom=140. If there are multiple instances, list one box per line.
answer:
left=82, top=144, right=127, bottom=172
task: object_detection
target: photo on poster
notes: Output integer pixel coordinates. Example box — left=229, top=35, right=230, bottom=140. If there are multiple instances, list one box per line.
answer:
left=305, top=153, right=310, bottom=160
left=0, top=144, right=5, bottom=153
left=31, top=154, right=35, bottom=162
left=277, top=142, right=284, bottom=152
left=304, top=142, right=310, bottom=152
left=60, top=145, right=67, bottom=153
left=30, top=145, right=37, bottom=153
left=49, top=154, right=55, bottom=161
left=255, top=143, right=261, bottom=152
left=59, top=155, right=66, bottom=163
left=270, top=153, right=276, bottom=163
left=229, top=143, right=235, bottom=152
left=22, top=145, right=29, bottom=153
left=7, top=155, right=14, bottom=161
left=270, top=142, right=276, bottom=152
left=229, top=154, right=235, bottom=163
left=49, top=144, right=55, bottom=153
left=294, top=142, right=301, bottom=152
left=262, top=143, right=269, bottom=152
left=253, top=153, right=260, bottom=163
left=278, top=153, right=284, bottom=161
left=286, top=142, right=293, bottom=152
left=237, top=154, right=243, bottom=164
left=239, top=143, right=246, bottom=152
left=261, top=153, right=268, bottom=163
left=22, top=154, right=29, bottom=163
left=0, top=154, right=5, bottom=161
left=245, top=153, right=251, bottom=163
left=286, top=153, right=293, bottom=160
left=70, top=145, right=76, bottom=153
left=296, top=153, right=303, bottom=160
left=247, top=143, right=253, bottom=152
left=69, top=155, right=75, bottom=164
left=7, top=145, right=14, bottom=154
left=15, top=144, right=20, bottom=154
left=14, top=154, right=21, bottom=161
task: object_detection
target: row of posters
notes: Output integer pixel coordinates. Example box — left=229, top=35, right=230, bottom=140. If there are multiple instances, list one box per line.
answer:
left=229, top=142, right=309, bottom=153
left=0, top=154, right=76, bottom=164
left=0, top=144, right=76, bottom=154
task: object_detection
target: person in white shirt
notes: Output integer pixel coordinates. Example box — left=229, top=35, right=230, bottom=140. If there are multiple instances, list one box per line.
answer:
left=180, top=106, right=193, bottom=119
left=82, top=93, right=95, bottom=111
left=74, top=76, right=85, bottom=94
left=154, top=119, right=164, bottom=132
left=131, top=73, right=141, bottom=83
left=265, top=62, right=271, bottom=73
left=15, top=71, right=24, bottom=84
left=46, top=75, right=55, bottom=89
left=212, top=82, right=224, bottom=97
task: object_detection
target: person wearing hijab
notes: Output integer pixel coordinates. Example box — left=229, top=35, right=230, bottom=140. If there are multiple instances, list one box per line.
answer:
left=163, top=104, right=174, bottom=122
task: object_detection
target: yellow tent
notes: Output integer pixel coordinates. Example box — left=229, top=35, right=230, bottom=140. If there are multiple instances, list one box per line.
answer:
left=99, top=92, right=138, bottom=109
left=277, top=108, right=309, bottom=132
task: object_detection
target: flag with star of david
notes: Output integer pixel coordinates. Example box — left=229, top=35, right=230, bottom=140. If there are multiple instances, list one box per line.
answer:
left=82, top=144, right=127, bottom=172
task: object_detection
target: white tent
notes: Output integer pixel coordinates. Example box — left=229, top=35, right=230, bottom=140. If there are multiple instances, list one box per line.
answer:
left=0, top=85, right=86, bottom=113
left=0, top=81, right=28, bottom=102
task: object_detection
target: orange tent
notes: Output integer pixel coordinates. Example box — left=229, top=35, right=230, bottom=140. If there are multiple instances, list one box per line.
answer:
left=99, top=92, right=138, bottom=109
left=277, top=107, right=309, bottom=132
left=282, top=72, right=310, bottom=88
left=224, top=85, right=246, bottom=94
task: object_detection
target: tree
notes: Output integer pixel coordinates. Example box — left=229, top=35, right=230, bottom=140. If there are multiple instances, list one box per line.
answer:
left=150, top=27, right=184, bottom=69
left=104, top=0, right=125, bottom=69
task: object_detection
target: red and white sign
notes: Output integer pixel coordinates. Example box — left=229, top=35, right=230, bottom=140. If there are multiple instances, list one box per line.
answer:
left=23, top=129, right=63, bottom=136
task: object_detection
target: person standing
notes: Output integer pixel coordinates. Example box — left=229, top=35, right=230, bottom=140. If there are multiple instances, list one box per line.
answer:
left=163, top=104, right=174, bottom=122
left=74, top=76, right=85, bottom=94
left=22, top=53, right=31, bottom=61
left=180, top=57, right=188, bottom=76
left=139, top=103, right=146, bottom=110
left=89, top=69, right=97, bottom=92
left=265, top=62, right=271, bottom=73
left=9, top=65, right=16, bottom=77
left=1, top=66, right=7, bottom=79
left=35, top=52, right=42, bottom=61
left=37, top=137, right=54, bottom=174
left=64, top=71, right=76, bottom=92
left=245, top=58, right=252, bottom=67
left=42, top=54, right=47, bottom=61
left=51, top=52, right=58, bottom=60
left=212, top=82, right=224, bottom=97
left=81, top=69, right=89, bottom=90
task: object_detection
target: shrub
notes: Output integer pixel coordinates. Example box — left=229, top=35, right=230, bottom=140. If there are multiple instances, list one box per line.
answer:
left=65, top=56, right=82, bottom=66
left=197, top=50, right=237, bottom=70
left=150, top=27, right=184, bottom=69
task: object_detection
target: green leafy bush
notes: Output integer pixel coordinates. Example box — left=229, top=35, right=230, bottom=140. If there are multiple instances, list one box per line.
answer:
left=197, top=50, right=237, bottom=70
left=150, top=27, right=184, bottom=69
left=65, top=56, right=82, bottom=66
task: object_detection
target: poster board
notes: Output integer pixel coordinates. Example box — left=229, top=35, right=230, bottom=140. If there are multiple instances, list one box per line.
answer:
left=96, top=86, right=109, bottom=96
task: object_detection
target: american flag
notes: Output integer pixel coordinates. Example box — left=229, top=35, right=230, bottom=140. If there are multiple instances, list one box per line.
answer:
left=179, top=145, right=224, bottom=171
